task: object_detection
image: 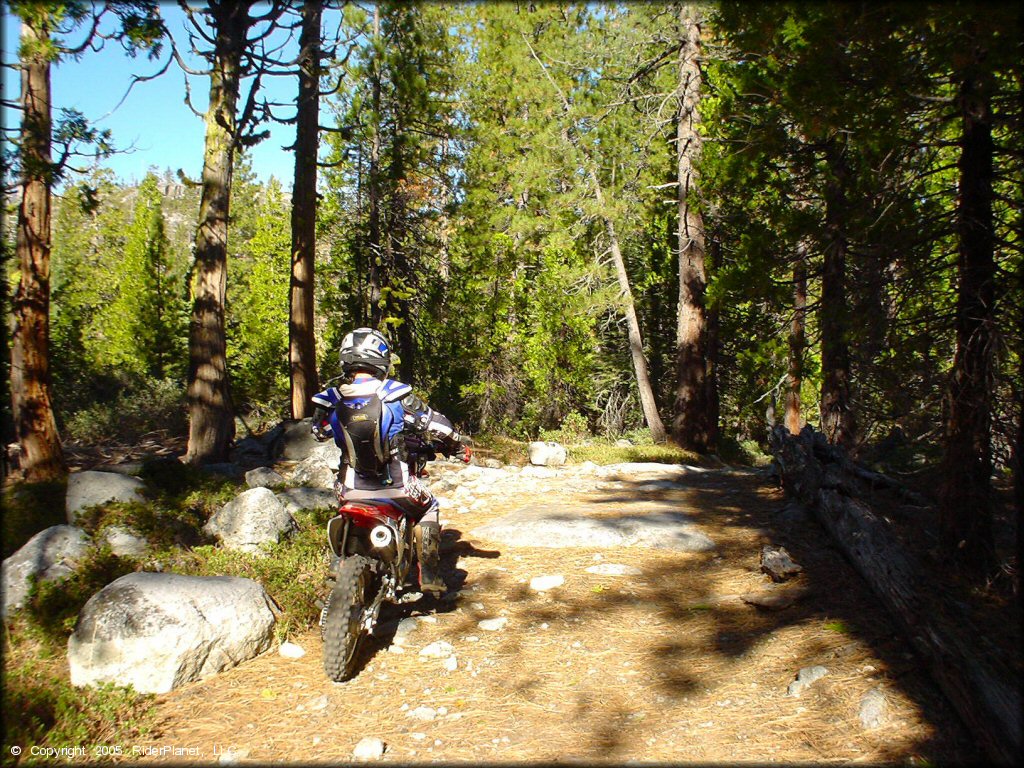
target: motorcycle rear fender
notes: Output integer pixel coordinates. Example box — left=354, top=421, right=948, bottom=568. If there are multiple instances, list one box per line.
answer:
left=327, top=515, right=349, bottom=558
left=328, top=501, right=404, bottom=558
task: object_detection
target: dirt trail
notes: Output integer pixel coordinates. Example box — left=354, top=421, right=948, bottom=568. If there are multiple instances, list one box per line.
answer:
left=142, top=467, right=979, bottom=764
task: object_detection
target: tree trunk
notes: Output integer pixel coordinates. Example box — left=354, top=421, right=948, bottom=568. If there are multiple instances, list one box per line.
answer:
left=939, top=38, right=997, bottom=574
left=770, top=427, right=1020, bottom=765
left=704, top=237, right=721, bottom=449
left=367, top=5, right=383, bottom=326
left=389, top=110, right=416, bottom=383
left=289, top=0, right=321, bottom=419
left=672, top=5, right=711, bottom=453
left=185, top=3, right=250, bottom=465
left=604, top=210, right=668, bottom=443
left=819, top=139, right=856, bottom=448
left=11, top=15, right=66, bottom=482
left=785, top=240, right=808, bottom=435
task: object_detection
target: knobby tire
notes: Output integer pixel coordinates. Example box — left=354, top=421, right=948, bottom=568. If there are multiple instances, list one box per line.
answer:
left=322, top=555, right=375, bottom=682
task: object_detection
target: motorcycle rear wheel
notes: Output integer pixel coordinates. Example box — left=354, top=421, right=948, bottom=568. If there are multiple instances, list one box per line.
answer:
left=322, top=555, right=376, bottom=682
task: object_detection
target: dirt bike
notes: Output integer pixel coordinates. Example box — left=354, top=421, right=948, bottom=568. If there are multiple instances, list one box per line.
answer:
left=319, top=438, right=446, bottom=682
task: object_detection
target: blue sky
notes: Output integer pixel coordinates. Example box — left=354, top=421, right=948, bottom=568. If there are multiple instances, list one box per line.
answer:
left=3, top=5, right=337, bottom=187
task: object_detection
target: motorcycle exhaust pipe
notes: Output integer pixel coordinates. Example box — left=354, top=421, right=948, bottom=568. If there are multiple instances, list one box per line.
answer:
left=370, top=525, right=394, bottom=548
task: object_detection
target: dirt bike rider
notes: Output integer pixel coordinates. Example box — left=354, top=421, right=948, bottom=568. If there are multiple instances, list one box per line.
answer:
left=310, top=327, right=470, bottom=596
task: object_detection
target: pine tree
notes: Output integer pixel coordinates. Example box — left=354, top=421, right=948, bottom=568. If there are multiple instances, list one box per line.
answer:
left=102, top=172, right=186, bottom=380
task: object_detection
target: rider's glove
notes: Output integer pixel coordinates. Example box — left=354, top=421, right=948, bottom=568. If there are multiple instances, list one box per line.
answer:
left=450, top=443, right=471, bottom=464
left=311, top=411, right=331, bottom=442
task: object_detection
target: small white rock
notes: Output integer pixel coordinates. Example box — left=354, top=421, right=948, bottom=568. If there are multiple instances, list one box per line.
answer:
left=217, top=748, right=250, bottom=764
left=407, top=706, right=437, bottom=722
left=352, top=736, right=386, bottom=760
left=308, top=695, right=329, bottom=711
left=419, top=641, right=454, bottom=658
left=585, top=563, right=642, bottom=576
left=530, top=575, right=565, bottom=592
left=279, top=641, right=306, bottom=659
left=478, top=617, right=508, bottom=631
left=443, top=656, right=458, bottom=672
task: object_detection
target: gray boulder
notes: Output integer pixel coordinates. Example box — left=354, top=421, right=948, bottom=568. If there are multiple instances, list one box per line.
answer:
left=67, top=572, right=276, bottom=694
left=2, top=525, right=92, bottom=616
left=245, top=467, right=286, bottom=489
left=528, top=441, right=567, bottom=467
left=66, top=471, right=146, bottom=524
left=290, top=441, right=342, bottom=489
left=276, top=487, right=337, bottom=515
left=278, top=418, right=320, bottom=460
left=100, top=526, right=150, bottom=558
left=204, top=488, right=298, bottom=555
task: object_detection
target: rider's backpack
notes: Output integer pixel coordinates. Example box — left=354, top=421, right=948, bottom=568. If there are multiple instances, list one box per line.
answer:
left=335, top=389, right=395, bottom=481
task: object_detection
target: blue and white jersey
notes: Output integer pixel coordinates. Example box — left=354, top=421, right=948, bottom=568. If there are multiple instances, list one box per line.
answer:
left=311, top=375, right=461, bottom=450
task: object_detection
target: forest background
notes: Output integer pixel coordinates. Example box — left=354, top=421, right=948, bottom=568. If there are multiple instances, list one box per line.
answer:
left=4, top=1, right=1022, bottom=582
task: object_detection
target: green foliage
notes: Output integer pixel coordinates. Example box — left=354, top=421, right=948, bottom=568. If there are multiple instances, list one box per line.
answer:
left=2, top=645, right=154, bottom=759
left=568, top=440, right=703, bottom=467
left=228, top=176, right=292, bottom=415
left=64, top=376, right=186, bottom=444
left=1, top=481, right=67, bottom=558
left=717, top=436, right=774, bottom=468
left=100, top=172, right=188, bottom=379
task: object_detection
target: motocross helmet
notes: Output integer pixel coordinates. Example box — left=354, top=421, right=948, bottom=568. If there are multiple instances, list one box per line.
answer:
left=339, top=327, right=392, bottom=378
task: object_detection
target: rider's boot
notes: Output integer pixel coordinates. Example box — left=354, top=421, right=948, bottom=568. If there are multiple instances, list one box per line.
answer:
left=417, top=521, right=445, bottom=596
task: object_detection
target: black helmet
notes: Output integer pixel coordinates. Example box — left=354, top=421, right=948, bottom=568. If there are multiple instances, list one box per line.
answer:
left=339, top=327, right=391, bottom=377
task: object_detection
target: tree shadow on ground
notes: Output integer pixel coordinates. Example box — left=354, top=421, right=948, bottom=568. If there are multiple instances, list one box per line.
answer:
left=457, top=467, right=986, bottom=763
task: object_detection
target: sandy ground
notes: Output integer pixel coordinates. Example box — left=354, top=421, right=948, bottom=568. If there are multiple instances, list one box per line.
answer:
left=137, top=467, right=981, bottom=764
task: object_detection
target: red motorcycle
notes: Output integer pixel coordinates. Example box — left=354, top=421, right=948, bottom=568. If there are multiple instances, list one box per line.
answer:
left=319, top=439, right=443, bottom=682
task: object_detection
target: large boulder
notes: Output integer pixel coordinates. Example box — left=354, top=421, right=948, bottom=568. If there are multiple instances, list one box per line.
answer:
left=66, top=471, right=146, bottom=524
left=244, top=467, right=286, bottom=489
left=99, top=525, right=150, bottom=558
left=203, top=487, right=299, bottom=555
left=528, top=441, right=567, bottom=467
left=2, top=525, right=92, bottom=616
left=290, top=441, right=342, bottom=489
left=276, top=487, right=336, bottom=516
left=67, top=572, right=276, bottom=694
left=277, top=418, right=320, bottom=461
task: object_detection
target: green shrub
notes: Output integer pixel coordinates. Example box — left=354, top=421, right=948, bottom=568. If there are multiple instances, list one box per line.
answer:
left=717, top=435, right=773, bottom=467
left=2, top=481, right=67, bottom=559
left=539, top=410, right=590, bottom=444
left=2, top=629, right=154, bottom=760
left=64, top=377, right=186, bottom=444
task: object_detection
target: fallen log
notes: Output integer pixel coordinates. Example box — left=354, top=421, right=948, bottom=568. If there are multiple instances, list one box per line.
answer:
left=769, top=425, right=1021, bottom=765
